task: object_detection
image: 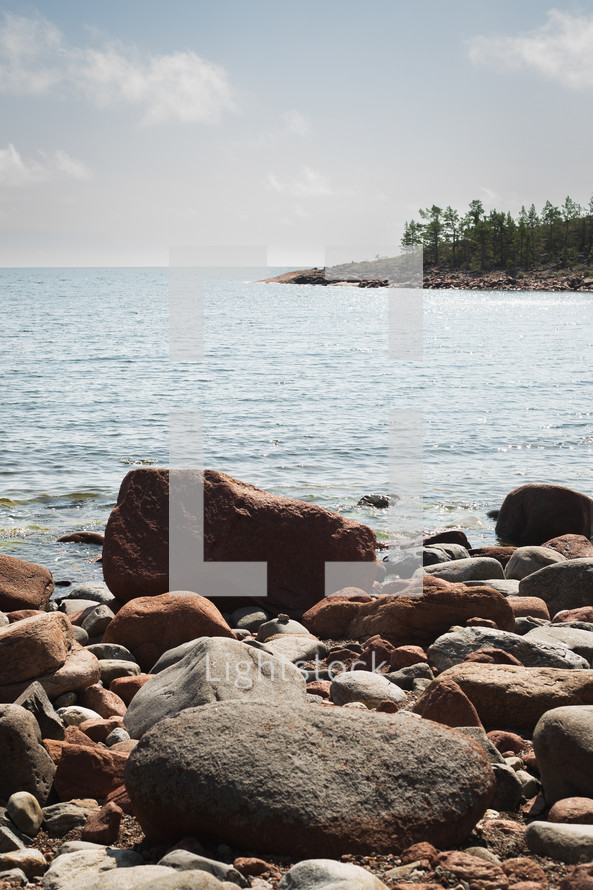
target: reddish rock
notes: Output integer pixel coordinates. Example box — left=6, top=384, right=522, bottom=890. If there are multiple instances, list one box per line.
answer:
left=0, top=612, right=73, bottom=685
left=522, top=751, right=539, bottom=774
left=58, top=531, right=105, bottom=545
left=346, top=577, right=514, bottom=645
left=0, top=642, right=101, bottom=703
left=46, top=741, right=127, bottom=800
left=233, top=857, right=275, bottom=877
left=495, top=483, right=593, bottom=546
left=102, top=468, right=378, bottom=612
left=463, top=648, right=524, bottom=667
left=81, top=800, right=122, bottom=844
left=64, top=726, right=100, bottom=748
left=554, top=607, right=593, bottom=624
left=301, top=592, right=373, bottom=638
left=103, top=592, right=236, bottom=671
left=543, top=534, right=593, bottom=560
left=400, top=841, right=438, bottom=865
left=435, top=850, right=509, bottom=890
left=0, top=554, right=54, bottom=612
left=79, top=716, right=125, bottom=743
left=424, top=530, right=472, bottom=549
left=375, top=700, right=399, bottom=713
left=110, top=739, right=137, bottom=754
left=414, top=678, right=483, bottom=728
left=466, top=617, right=498, bottom=628
left=548, top=797, right=593, bottom=825
left=6, top=609, right=43, bottom=623
left=79, top=684, right=127, bottom=718
left=469, top=546, right=516, bottom=568
left=110, top=674, right=153, bottom=704
left=487, top=731, right=527, bottom=754
left=358, top=636, right=396, bottom=670
left=502, top=857, right=547, bottom=885
left=69, top=605, right=98, bottom=627
left=306, top=680, right=331, bottom=699
left=390, top=645, right=428, bottom=669
left=561, top=863, right=593, bottom=889
left=507, top=596, right=550, bottom=620
left=105, top=783, right=135, bottom=815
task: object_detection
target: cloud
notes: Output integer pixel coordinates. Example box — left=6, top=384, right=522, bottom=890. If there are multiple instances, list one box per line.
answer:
left=0, top=144, right=91, bottom=187
left=267, top=166, right=333, bottom=197
left=281, top=110, right=311, bottom=136
left=468, top=9, right=593, bottom=89
left=0, top=12, right=236, bottom=124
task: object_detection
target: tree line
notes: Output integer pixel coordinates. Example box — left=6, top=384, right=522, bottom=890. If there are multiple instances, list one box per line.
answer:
left=401, top=196, right=593, bottom=271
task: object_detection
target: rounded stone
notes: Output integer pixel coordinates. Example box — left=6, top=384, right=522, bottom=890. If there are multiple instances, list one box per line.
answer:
left=6, top=791, right=44, bottom=836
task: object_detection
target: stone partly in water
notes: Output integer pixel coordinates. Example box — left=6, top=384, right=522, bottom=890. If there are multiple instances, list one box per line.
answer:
left=125, top=699, right=495, bottom=856
left=533, top=705, right=593, bottom=805
left=124, top=637, right=307, bottom=739
left=103, top=593, right=236, bottom=672
left=0, top=554, right=54, bottom=612
left=102, top=468, right=377, bottom=612
left=421, top=557, right=505, bottom=583
left=518, top=559, right=593, bottom=617
left=495, top=483, right=593, bottom=546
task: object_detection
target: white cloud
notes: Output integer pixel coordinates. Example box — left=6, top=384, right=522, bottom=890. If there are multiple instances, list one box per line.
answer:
left=0, top=12, right=236, bottom=124
left=468, top=9, right=593, bottom=89
left=267, top=166, right=333, bottom=197
left=0, top=144, right=91, bottom=187
left=281, top=110, right=311, bottom=136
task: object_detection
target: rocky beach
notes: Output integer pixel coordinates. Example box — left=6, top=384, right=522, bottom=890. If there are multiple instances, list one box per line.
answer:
left=3, top=472, right=593, bottom=888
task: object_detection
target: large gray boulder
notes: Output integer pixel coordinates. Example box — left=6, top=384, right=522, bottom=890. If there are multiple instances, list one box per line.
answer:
left=518, top=559, right=593, bottom=617
left=526, top=821, right=593, bottom=864
left=427, top=626, right=589, bottom=672
left=278, top=859, right=388, bottom=889
left=125, top=699, right=495, bottom=856
left=421, top=557, right=504, bottom=583
left=0, top=705, right=56, bottom=804
left=533, top=705, right=593, bottom=804
left=525, top=625, right=593, bottom=665
left=505, top=545, right=566, bottom=580
left=124, top=637, right=306, bottom=738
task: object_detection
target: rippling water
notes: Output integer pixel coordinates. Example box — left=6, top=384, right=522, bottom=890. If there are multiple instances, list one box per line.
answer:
left=1, top=267, right=592, bottom=583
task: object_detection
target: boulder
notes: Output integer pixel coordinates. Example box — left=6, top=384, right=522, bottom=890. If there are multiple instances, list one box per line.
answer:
left=0, top=554, right=54, bottom=612
left=125, top=699, right=495, bottom=855
left=124, top=637, right=306, bottom=739
left=526, top=626, right=593, bottom=665
left=555, top=607, right=593, bottom=624
left=45, top=740, right=128, bottom=800
left=278, top=859, right=388, bottom=888
left=421, top=557, right=505, bottom=582
left=301, top=592, right=374, bottom=638
left=81, top=801, right=123, bottom=845
left=526, top=821, right=593, bottom=864
left=507, top=596, right=550, bottom=620
left=345, top=577, right=514, bottom=645
left=533, top=705, right=593, bottom=804
left=518, top=559, right=593, bottom=616
left=427, top=626, right=588, bottom=672
left=41, top=848, right=144, bottom=890
left=0, top=704, right=56, bottom=804
left=0, top=612, right=73, bottom=685
left=505, top=545, right=566, bottom=580
left=0, top=643, right=100, bottom=703
left=103, top=593, right=236, bottom=671
left=78, top=684, right=127, bottom=719
left=102, top=468, right=377, bottom=612
left=413, top=678, right=482, bottom=728
left=495, top=484, right=593, bottom=546
left=330, top=670, right=406, bottom=708
left=543, top=535, right=593, bottom=560
left=432, top=664, right=593, bottom=729
left=110, top=674, right=152, bottom=704
left=549, top=798, right=593, bottom=825
left=6, top=791, right=43, bottom=836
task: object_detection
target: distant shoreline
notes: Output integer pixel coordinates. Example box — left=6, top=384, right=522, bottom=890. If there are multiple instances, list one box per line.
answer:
left=263, top=267, right=593, bottom=291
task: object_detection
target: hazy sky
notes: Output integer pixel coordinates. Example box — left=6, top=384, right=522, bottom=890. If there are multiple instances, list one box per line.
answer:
left=1, top=0, right=592, bottom=266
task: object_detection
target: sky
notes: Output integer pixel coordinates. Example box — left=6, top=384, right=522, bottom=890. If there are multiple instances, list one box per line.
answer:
left=1, top=0, right=592, bottom=266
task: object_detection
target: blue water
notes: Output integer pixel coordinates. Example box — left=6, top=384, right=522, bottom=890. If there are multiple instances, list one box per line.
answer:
left=1, top=267, right=593, bottom=583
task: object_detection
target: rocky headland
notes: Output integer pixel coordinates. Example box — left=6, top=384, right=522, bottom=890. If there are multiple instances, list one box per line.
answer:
left=3, top=474, right=593, bottom=887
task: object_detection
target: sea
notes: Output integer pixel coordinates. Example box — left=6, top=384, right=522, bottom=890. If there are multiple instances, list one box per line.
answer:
left=1, top=267, right=593, bottom=585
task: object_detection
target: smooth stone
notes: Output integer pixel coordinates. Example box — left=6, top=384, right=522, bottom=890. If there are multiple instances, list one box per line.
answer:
left=519, top=559, right=593, bottom=617
left=454, top=727, right=504, bottom=764
left=331, top=670, right=407, bottom=707
left=57, top=706, right=103, bottom=727
left=82, top=865, right=237, bottom=888
left=526, top=821, right=593, bottom=863
left=60, top=583, right=116, bottom=605
left=0, top=826, right=26, bottom=853
left=491, top=763, right=524, bottom=812
left=0, top=848, right=47, bottom=878
left=73, top=626, right=89, bottom=645
left=230, top=607, right=268, bottom=633
left=42, top=802, right=95, bottom=836
left=58, top=841, right=107, bottom=856
left=0, top=867, right=27, bottom=885
left=277, top=859, right=388, bottom=888
left=463, top=579, right=520, bottom=596
left=6, top=792, right=43, bottom=836
left=41, top=848, right=144, bottom=890
left=124, top=637, right=306, bottom=739
left=514, top=617, right=549, bottom=635
left=386, top=663, right=434, bottom=690
left=526, top=625, right=593, bottom=665
left=105, top=728, right=130, bottom=747
left=428, top=626, right=588, bottom=672
left=59, top=599, right=101, bottom=615
left=261, top=636, right=327, bottom=664
left=0, top=705, right=56, bottom=804
left=534, top=705, right=593, bottom=804
left=421, top=557, right=505, bottom=582
left=53, top=692, right=77, bottom=709
left=257, top=617, right=310, bottom=642
left=505, top=545, right=567, bottom=580
left=85, top=644, right=136, bottom=663
left=158, top=850, right=247, bottom=886
left=99, top=659, right=141, bottom=686
left=81, top=605, right=115, bottom=638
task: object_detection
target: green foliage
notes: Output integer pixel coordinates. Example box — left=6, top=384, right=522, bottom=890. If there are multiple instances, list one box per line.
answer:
left=403, top=195, right=593, bottom=271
